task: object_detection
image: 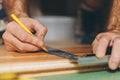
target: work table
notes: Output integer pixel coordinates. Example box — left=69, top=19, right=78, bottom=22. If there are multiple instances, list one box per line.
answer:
left=0, top=41, right=108, bottom=76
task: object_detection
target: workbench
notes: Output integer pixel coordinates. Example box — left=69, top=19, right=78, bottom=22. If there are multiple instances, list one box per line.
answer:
left=0, top=41, right=119, bottom=79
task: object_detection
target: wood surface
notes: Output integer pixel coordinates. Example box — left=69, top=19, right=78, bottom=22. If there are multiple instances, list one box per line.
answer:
left=0, top=41, right=108, bottom=75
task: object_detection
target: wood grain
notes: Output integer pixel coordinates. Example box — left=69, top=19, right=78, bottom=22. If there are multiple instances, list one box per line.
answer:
left=0, top=41, right=108, bottom=75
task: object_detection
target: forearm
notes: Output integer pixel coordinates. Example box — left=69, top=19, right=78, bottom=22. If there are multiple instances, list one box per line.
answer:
left=107, top=0, right=120, bottom=32
left=3, top=0, right=28, bottom=21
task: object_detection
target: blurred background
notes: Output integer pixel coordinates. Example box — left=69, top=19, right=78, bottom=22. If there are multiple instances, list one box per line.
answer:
left=0, top=0, right=113, bottom=44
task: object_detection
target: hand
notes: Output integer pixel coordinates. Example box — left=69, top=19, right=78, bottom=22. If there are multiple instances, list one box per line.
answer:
left=2, top=17, right=47, bottom=52
left=92, top=31, right=120, bottom=70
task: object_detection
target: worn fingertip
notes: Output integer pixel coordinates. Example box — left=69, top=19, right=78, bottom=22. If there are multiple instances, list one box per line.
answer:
left=95, top=53, right=104, bottom=59
left=109, top=63, right=118, bottom=70
left=109, top=60, right=118, bottom=70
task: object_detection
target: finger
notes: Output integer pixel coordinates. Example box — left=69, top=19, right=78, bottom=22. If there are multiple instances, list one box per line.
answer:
left=96, top=36, right=110, bottom=58
left=3, top=31, right=19, bottom=51
left=3, top=31, right=41, bottom=52
left=6, top=21, right=44, bottom=48
left=20, top=18, right=47, bottom=41
left=32, top=21, right=47, bottom=41
left=109, top=38, right=120, bottom=70
left=92, top=33, right=104, bottom=54
left=92, top=38, right=98, bottom=54
left=4, top=41, right=18, bottom=51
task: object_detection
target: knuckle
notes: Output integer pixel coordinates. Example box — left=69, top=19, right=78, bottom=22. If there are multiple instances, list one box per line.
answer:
left=6, top=46, right=13, bottom=51
left=31, top=37, right=43, bottom=46
left=18, top=44, right=26, bottom=51
left=114, top=37, right=120, bottom=44
left=6, top=23, right=11, bottom=30
left=96, top=33, right=103, bottom=38
left=2, top=33, right=6, bottom=39
left=95, top=33, right=105, bottom=41
left=31, top=38, right=39, bottom=45
left=2, top=32, right=7, bottom=40
left=20, top=35, right=39, bottom=46
left=6, top=22, right=14, bottom=31
left=4, top=42, right=15, bottom=51
left=6, top=22, right=18, bottom=33
left=100, top=37, right=108, bottom=42
left=43, top=27, right=48, bottom=32
left=41, top=27, right=47, bottom=35
left=20, top=34, right=28, bottom=42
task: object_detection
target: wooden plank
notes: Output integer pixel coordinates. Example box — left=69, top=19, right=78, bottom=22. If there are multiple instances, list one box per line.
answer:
left=0, top=41, right=108, bottom=74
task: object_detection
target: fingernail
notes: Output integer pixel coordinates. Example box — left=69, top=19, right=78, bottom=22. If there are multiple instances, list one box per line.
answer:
left=96, top=53, right=103, bottom=59
left=109, top=61, right=118, bottom=70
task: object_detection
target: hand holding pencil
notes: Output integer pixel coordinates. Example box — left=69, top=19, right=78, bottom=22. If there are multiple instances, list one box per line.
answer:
left=2, top=14, right=48, bottom=52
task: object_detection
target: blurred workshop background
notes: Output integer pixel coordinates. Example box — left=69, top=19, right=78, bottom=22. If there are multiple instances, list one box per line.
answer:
left=0, top=0, right=112, bottom=44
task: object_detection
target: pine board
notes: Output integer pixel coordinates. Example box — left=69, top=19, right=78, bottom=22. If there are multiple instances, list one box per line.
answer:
left=0, top=41, right=108, bottom=75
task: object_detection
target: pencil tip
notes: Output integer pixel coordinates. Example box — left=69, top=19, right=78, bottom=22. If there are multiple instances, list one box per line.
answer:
left=41, top=46, right=48, bottom=52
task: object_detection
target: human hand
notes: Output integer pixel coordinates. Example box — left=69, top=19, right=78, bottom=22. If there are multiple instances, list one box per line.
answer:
left=2, top=17, right=47, bottom=52
left=92, top=31, right=120, bottom=70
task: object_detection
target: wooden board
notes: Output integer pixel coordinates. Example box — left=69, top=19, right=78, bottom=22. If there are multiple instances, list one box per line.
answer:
left=0, top=41, right=108, bottom=75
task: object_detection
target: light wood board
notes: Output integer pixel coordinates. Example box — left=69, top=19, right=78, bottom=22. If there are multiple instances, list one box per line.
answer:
left=0, top=41, right=108, bottom=75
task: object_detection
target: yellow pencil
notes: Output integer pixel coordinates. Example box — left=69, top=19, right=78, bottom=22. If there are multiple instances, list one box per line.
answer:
left=11, top=14, right=48, bottom=52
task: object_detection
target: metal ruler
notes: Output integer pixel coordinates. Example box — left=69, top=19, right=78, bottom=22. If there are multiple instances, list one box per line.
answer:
left=44, top=47, right=109, bottom=66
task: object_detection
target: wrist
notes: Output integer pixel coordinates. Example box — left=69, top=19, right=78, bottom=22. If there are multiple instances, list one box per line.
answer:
left=7, top=11, right=29, bottom=21
left=3, top=0, right=29, bottom=21
left=107, top=0, right=120, bottom=33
